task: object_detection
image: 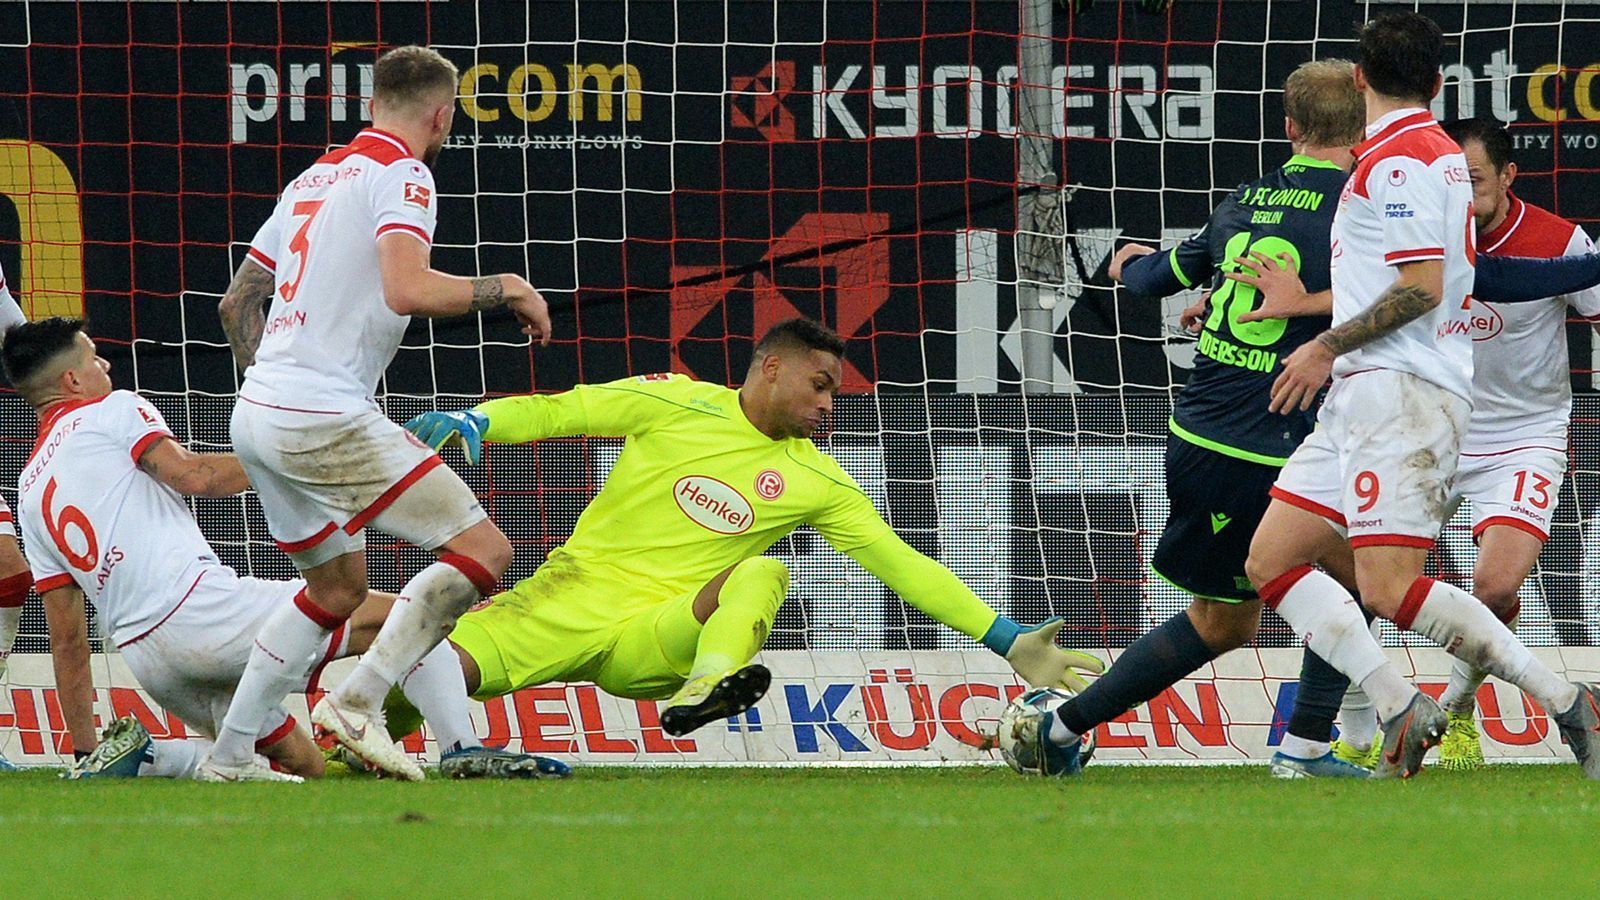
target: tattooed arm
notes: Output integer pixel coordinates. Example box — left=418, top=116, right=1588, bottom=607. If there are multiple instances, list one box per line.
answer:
left=218, top=258, right=275, bottom=371
left=469, top=275, right=504, bottom=311
left=1268, top=259, right=1444, bottom=414
left=137, top=437, right=251, bottom=497
left=376, top=233, right=551, bottom=344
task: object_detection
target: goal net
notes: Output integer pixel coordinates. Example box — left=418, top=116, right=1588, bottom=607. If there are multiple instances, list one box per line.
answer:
left=1, top=0, right=1597, bottom=766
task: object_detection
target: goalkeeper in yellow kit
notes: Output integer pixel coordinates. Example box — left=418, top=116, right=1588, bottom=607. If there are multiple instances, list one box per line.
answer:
left=406, top=318, right=1102, bottom=737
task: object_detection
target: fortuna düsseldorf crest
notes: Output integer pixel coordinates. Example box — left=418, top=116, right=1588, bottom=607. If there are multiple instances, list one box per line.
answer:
left=755, top=469, right=785, bottom=500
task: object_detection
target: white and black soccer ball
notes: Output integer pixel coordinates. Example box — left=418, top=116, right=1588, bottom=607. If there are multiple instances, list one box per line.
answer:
left=997, top=686, right=1097, bottom=776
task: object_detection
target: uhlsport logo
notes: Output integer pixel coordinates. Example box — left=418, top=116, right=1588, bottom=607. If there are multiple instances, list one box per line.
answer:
left=674, top=476, right=754, bottom=534
left=755, top=469, right=785, bottom=501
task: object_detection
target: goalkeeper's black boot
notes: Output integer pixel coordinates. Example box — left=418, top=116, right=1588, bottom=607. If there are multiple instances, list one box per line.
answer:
left=659, top=664, right=771, bottom=737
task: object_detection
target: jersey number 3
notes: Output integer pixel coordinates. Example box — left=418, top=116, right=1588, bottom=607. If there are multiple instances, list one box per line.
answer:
left=43, top=477, right=99, bottom=572
left=279, top=199, right=326, bottom=304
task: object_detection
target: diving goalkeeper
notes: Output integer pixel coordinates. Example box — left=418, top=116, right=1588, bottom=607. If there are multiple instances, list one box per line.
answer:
left=405, top=318, right=1103, bottom=737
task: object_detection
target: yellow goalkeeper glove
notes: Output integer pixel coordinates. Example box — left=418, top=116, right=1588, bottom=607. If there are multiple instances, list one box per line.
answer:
left=981, top=616, right=1106, bottom=692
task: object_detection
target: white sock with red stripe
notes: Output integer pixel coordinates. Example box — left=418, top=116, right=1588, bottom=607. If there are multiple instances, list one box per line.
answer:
left=142, top=738, right=205, bottom=779
left=399, top=641, right=478, bottom=753
left=1396, top=578, right=1576, bottom=714
left=210, top=591, right=336, bottom=767
left=1439, top=600, right=1518, bottom=714
left=332, top=554, right=494, bottom=713
left=1336, top=616, right=1382, bottom=749
left=1260, top=565, right=1417, bottom=722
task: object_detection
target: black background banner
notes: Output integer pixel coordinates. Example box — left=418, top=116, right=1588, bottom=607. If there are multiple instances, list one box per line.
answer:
left=1, top=2, right=1599, bottom=651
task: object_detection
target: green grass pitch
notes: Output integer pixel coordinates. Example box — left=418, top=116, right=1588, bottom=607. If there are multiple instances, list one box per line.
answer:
left=3, top=765, right=1597, bottom=896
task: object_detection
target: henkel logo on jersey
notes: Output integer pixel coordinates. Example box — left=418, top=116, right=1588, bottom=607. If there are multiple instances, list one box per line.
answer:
left=674, top=476, right=753, bottom=534
left=1467, top=299, right=1504, bottom=341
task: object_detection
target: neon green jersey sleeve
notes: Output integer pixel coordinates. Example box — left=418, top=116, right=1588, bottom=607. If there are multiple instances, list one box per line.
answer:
left=845, top=531, right=1001, bottom=642
left=805, top=459, right=998, bottom=641
left=475, top=374, right=694, bottom=444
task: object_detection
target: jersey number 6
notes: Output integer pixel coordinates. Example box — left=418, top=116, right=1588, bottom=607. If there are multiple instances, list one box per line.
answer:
left=43, top=477, right=99, bottom=572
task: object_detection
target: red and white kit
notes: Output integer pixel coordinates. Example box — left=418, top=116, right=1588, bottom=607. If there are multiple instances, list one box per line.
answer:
left=236, top=128, right=484, bottom=567
left=17, top=390, right=337, bottom=743
left=1273, top=108, right=1477, bottom=546
left=0, top=262, right=29, bottom=540
left=1450, top=195, right=1600, bottom=543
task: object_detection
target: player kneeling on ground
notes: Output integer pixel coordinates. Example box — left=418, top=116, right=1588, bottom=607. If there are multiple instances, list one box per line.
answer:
left=401, top=318, right=1103, bottom=737
left=3, top=318, right=562, bottom=781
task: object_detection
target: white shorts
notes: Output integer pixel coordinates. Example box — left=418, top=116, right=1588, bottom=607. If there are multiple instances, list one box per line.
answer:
left=1450, top=445, right=1566, bottom=543
left=117, top=568, right=340, bottom=747
left=1271, top=369, right=1471, bottom=549
left=231, top=398, right=488, bottom=569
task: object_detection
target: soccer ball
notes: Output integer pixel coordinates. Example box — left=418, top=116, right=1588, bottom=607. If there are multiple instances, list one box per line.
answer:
left=997, top=686, right=1097, bottom=776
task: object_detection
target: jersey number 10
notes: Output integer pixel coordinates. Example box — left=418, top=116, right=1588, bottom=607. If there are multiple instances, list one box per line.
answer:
left=1203, top=232, right=1302, bottom=347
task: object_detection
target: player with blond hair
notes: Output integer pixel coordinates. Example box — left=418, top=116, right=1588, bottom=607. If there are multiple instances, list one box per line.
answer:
left=1242, top=12, right=1600, bottom=779
left=208, top=45, right=552, bottom=781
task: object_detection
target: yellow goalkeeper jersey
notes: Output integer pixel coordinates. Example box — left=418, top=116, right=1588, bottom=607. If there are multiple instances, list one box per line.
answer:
left=475, top=373, right=999, bottom=641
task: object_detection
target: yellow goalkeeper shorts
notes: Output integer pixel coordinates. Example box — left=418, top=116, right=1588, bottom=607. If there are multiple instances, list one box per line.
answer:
left=449, top=557, right=704, bottom=702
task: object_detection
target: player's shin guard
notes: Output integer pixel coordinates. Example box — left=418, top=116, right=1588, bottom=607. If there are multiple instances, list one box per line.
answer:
left=212, top=590, right=336, bottom=766
left=1439, top=602, right=1519, bottom=714
left=1397, top=578, right=1577, bottom=714
left=687, top=557, right=788, bottom=681
left=332, top=555, right=490, bottom=712
left=1261, top=566, right=1415, bottom=722
left=398, top=641, right=477, bottom=753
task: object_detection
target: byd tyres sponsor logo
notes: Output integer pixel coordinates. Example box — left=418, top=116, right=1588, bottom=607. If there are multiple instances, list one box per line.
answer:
left=674, top=476, right=754, bottom=534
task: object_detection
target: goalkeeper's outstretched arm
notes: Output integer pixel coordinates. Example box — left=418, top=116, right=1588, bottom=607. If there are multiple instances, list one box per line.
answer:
left=840, top=530, right=1104, bottom=692
left=407, top=375, right=693, bottom=462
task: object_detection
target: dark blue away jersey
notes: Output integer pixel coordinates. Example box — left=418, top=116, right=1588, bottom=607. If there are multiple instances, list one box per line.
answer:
left=1151, top=154, right=1346, bottom=465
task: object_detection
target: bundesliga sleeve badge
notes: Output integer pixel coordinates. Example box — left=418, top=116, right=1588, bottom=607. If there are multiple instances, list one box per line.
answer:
left=403, top=182, right=431, bottom=210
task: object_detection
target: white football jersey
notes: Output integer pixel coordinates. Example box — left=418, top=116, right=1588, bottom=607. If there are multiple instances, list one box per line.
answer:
left=0, top=261, right=28, bottom=336
left=19, top=390, right=228, bottom=647
left=1465, top=195, right=1600, bottom=456
left=1330, top=108, right=1477, bottom=402
left=240, top=128, right=437, bottom=412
